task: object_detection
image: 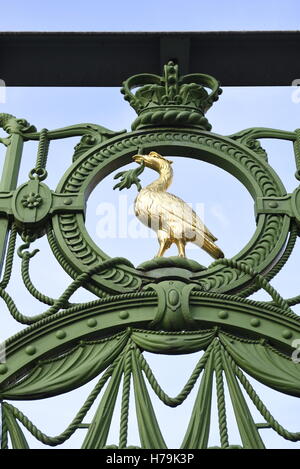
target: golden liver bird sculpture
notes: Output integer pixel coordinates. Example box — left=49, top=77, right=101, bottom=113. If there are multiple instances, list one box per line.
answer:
left=132, top=151, right=224, bottom=259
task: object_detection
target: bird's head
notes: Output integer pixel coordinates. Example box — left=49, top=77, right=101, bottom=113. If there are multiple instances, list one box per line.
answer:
left=132, top=151, right=173, bottom=171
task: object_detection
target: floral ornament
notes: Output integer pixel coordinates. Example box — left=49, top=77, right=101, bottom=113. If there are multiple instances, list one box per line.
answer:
left=21, top=192, right=42, bottom=209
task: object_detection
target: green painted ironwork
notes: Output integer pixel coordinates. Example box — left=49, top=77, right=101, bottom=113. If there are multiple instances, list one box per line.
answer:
left=0, top=62, right=300, bottom=449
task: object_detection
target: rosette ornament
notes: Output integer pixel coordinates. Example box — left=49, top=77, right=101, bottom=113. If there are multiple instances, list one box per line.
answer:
left=121, top=61, right=222, bottom=131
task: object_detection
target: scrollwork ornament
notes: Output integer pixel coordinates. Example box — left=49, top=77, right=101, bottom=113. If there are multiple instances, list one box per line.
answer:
left=0, top=113, right=36, bottom=135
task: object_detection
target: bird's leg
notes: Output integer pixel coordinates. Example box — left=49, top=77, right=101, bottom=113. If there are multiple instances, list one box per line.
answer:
left=156, top=230, right=170, bottom=257
left=176, top=240, right=186, bottom=258
left=156, top=242, right=167, bottom=257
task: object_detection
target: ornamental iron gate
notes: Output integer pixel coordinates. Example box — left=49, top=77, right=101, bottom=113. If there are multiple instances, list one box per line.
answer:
left=0, top=62, right=300, bottom=449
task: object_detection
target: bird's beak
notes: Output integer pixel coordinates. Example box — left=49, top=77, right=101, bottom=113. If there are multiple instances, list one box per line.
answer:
left=132, top=154, right=144, bottom=164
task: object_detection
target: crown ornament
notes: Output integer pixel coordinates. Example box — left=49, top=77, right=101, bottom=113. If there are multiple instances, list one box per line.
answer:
left=121, top=61, right=222, bottom=131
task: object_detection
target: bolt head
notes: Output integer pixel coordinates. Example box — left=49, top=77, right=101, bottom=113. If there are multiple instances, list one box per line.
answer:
left=87, top=318, right=97, bottom=328
left=25, top=345, right=36, bottom=355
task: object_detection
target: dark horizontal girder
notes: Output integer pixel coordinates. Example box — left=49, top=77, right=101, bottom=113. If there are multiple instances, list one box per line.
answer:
left=0, top=31, right=299, bottom=86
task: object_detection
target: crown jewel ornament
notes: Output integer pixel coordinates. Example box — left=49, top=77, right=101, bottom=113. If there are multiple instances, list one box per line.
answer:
left=121, top=61, right=222, bottom=131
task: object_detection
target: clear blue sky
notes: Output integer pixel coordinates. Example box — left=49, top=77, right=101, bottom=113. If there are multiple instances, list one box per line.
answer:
left=0, top=0, right=300, bottom=450
left=0, top=0, right=299, bottom=31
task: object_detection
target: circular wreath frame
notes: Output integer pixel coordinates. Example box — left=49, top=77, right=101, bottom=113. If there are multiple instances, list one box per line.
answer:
left=51, top=128, right=290, bottom=296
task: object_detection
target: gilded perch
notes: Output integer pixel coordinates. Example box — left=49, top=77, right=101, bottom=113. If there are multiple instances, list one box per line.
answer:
left=132, top=151, right=224, bottom=259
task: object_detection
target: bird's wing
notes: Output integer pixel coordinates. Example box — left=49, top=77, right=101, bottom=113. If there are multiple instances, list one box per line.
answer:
left=152, top=192, right=217, bottom=241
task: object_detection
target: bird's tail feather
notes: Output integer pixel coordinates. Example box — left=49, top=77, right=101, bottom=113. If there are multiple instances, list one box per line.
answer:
left=194, top=236, right=224, bottom=259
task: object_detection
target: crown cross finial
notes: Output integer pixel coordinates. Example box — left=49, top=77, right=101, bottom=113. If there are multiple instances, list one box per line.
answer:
left=121, top=61, right=222, bottom=131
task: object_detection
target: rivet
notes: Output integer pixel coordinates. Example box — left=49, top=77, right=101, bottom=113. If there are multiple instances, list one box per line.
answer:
left=63, top=198, right=73, bottom=205
left=87, top=318, right=97, bottom=328
left=0, top=364, right=8, bottom=374
left=56, top=330, right=66, bottom=340
left=119, top=311, right=129, bottom=319
left=251, top=318, right=261, bottom=327
left=269, top=201, right=278, bottom=208
left=282, top=329, right=293, bottom=339
left=25, top=345, right=36, bottom=356
left=218, top=311, right=228, bottom=319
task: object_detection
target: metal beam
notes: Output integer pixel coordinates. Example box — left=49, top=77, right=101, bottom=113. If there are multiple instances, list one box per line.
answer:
left=0, top=31, right=299, bottom=86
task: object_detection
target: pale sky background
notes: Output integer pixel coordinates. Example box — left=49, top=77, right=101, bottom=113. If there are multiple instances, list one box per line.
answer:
left=0, top=0, right=300, bottom=450
left=0, top=0, right=299, bottom=31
